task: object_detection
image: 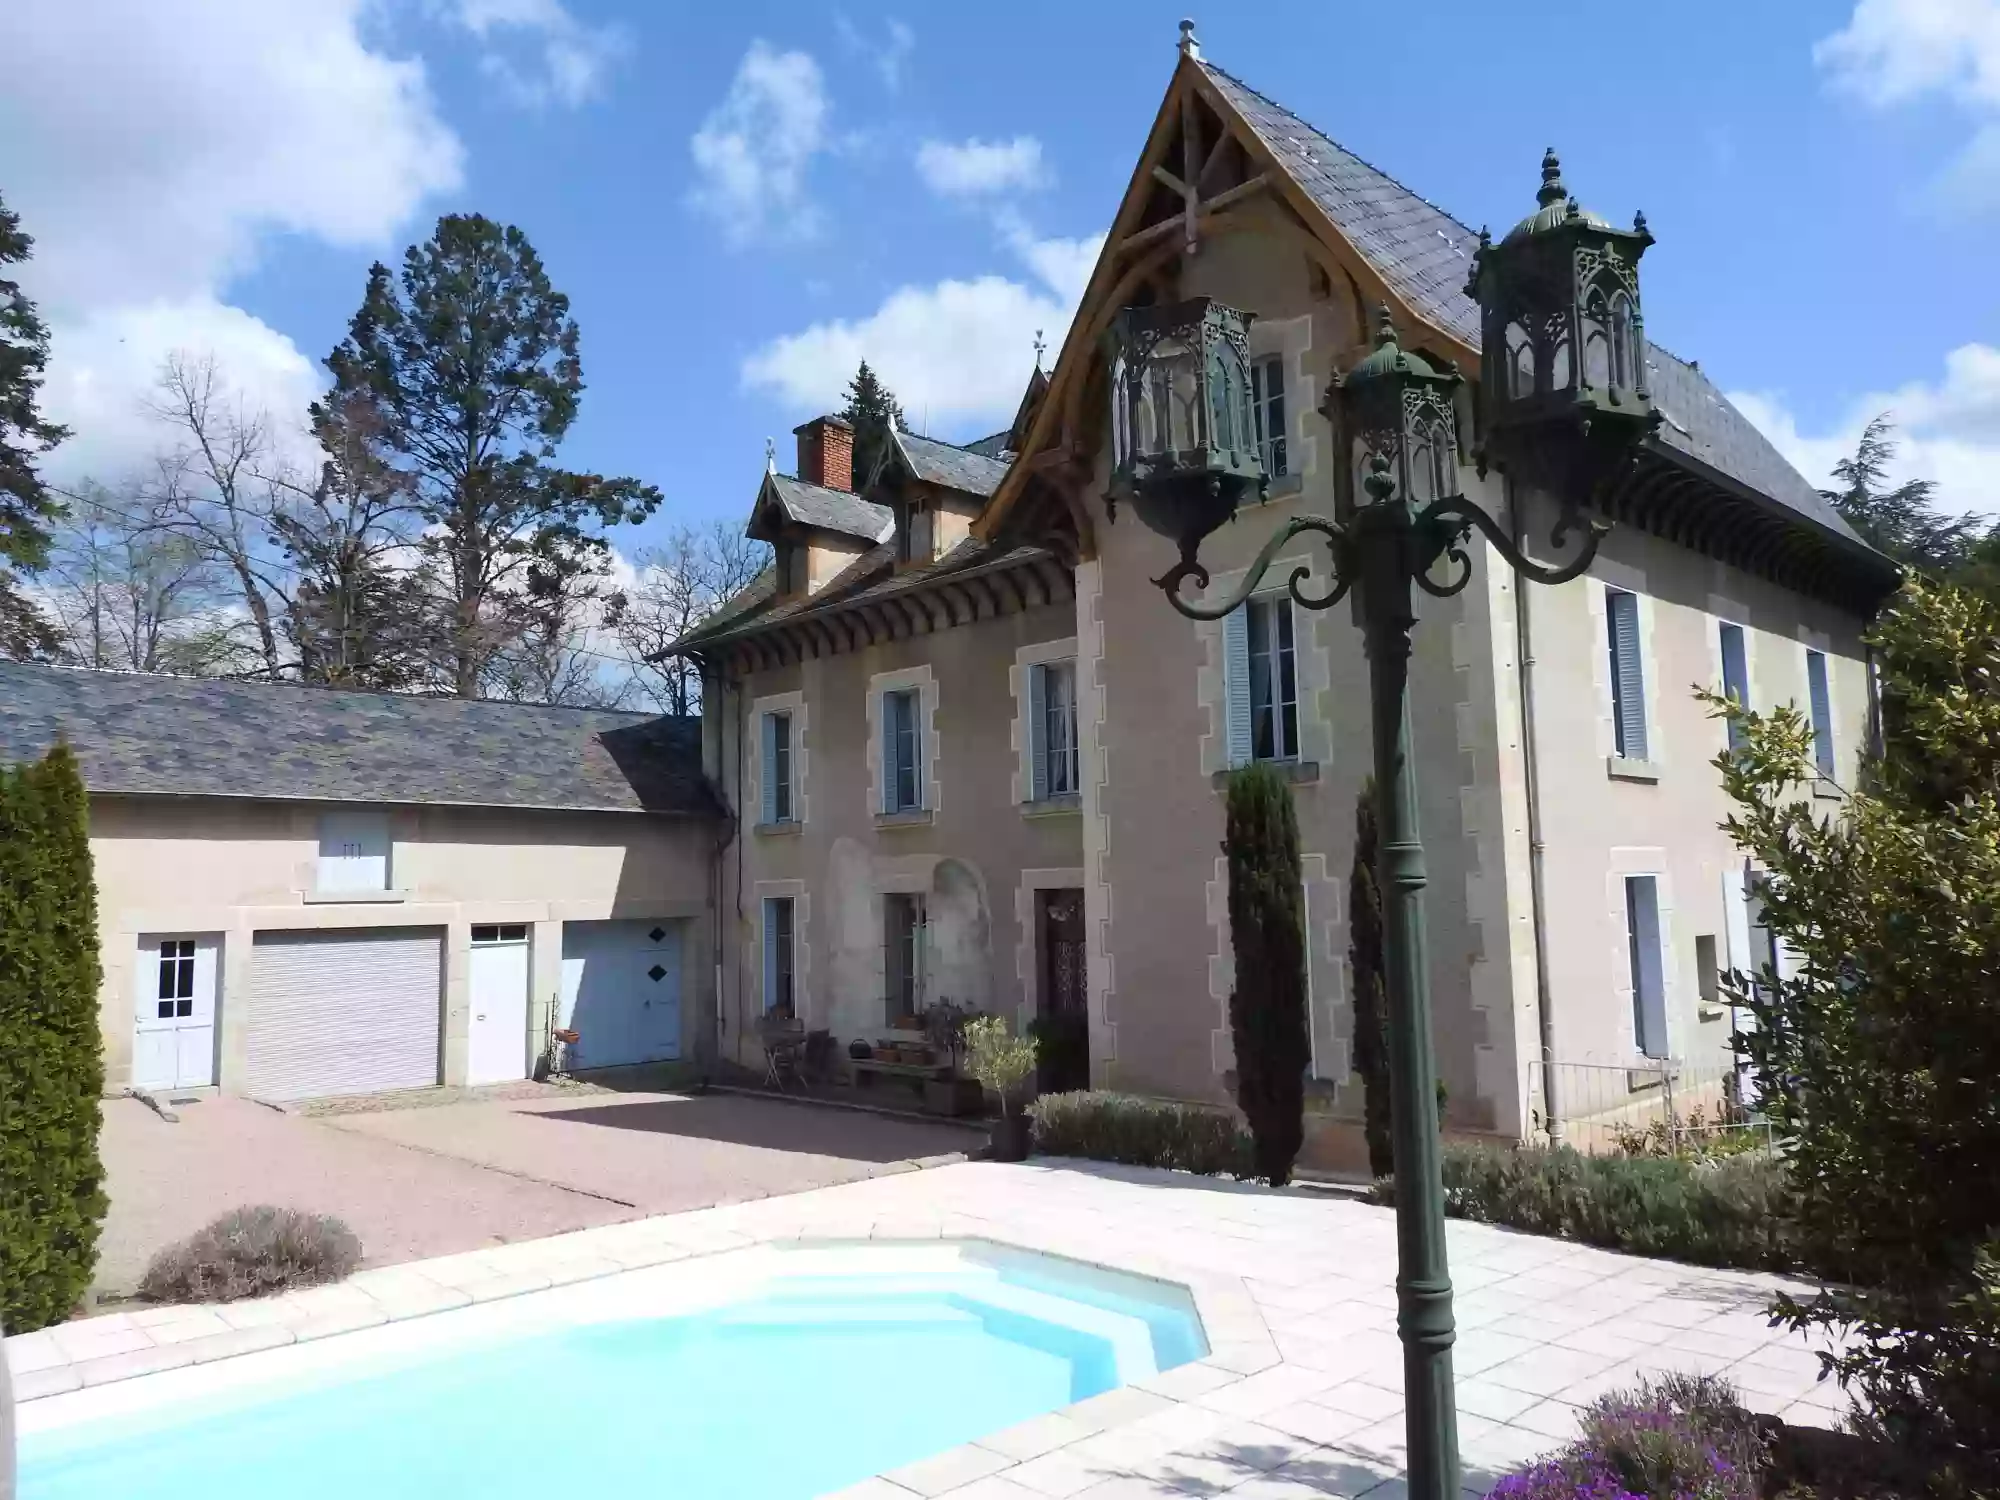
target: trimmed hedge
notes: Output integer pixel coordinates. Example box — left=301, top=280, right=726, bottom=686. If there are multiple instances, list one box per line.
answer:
left=1374, top=1142, right=1797, bottom=1273
left=0, top=743, right=107, bottom=1331
left=1030, top=1090, right=1254, bottom=1179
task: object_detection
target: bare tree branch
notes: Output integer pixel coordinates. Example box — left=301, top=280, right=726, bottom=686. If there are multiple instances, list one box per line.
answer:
left=616, top=521, right=769, bottom=714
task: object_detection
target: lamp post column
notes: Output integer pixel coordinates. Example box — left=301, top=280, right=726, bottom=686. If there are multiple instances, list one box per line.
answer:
left=1354, top=490, right=1461, bottom=1500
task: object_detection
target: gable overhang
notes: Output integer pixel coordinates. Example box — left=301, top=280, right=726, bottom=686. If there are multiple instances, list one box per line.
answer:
left=973, top=53, right=1477, bottom=552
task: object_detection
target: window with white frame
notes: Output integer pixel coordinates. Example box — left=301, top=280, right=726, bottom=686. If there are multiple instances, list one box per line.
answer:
left=1717, top=622, right=1750, bottom=752
left=761, top=897, right=795, bottom=1015
left=1029, top=660, right=1078, bottom=799
left=1606, top=588, right=1650, bottom=761
left=761, top=710, right=794, bottom=824
left=884, top=892, right=926, bottom=1019
left=1223, top=595, right=1300, bottom=766
left=317, top=811, right=390, bottom=893
left=882, top=688, right=923, bottom=812
left=1250, top=355, right=1288, bottom=479
left=1805, top=649, right=1835, bottom=777
left=1625, top=875, right=1669, bottom=1058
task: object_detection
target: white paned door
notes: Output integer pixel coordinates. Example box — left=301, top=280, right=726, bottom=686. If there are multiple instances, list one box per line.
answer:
left=133, top=934, right=219, bottom=1092
left=467, top=927, right=532, bottom=1086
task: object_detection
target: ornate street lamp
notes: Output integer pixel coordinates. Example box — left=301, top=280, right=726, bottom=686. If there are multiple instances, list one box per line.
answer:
left=1119, top=152, right=1658, bottom=1500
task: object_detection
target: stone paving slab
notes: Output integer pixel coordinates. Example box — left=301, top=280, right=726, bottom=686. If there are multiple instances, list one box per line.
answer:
left=8, top=1158, right=1849, bottom=1498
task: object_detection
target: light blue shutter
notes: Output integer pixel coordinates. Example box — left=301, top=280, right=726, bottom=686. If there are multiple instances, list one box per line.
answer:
left=1626, top=876, right=1668, bottom=1058
left=910, top=692, right=923, bottom=809
left=1608, top=590, right=1648, bottom=760
left=761, top=899, right=777, bottom=1013
left=759, top=713, right=778, bottom=824
left=1719, top=624, right=1749, bottom=751
left=1222, top=607, right=1253, bottom=768
left=880, top=693, right=895, bottom=811
left=1806, top=651, right=1834, bottom=776
left=1029, top=664, right=1050, bottom=800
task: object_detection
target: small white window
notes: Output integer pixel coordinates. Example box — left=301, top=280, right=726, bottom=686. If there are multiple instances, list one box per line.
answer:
left=761, top=711, right=794, bottom=824
left=762, top=897, right=795, bottom=1015
left=1222, top=596, right=1300, bottom=767
left=1625, top=875, right=1669, bottom=1059
left=1030, top=661, right=1078, bottom=799
left=1250, top=355, right=1288, bottom=479
left=317, top=811, right=390, bottom=893
left=1606, top=588, right=1649, bottom=761
left=1805, top=650, right=1835, bottom=778
left=882, top=689, right=922, bottom=812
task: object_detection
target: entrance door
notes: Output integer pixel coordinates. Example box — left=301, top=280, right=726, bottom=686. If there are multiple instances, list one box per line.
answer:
left=467, top=924, right=531, bottom=1086
left=1036, top=889, right=1089, bottom=1093
left=133, top=934, right=219, bottom=1092
left=558, top=920, right=683, bottom=1070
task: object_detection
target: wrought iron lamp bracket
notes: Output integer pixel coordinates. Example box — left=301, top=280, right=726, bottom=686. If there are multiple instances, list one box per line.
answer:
left=1153, top=513, right=1357, bottom=620
left=1418, top=496, right=1608, bottom=591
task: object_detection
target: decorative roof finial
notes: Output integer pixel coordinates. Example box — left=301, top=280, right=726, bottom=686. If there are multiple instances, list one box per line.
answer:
left=1033, top=328, right=1047, bottom=371
left=1633, top=209, right=1649, bottom=234
left=764, top=436, right=776, bottom=476
left=1178, top=18, right=1201, bottom=59
left=1373, top=303, right=1398, bottom=348
left=1536, top=148, right=1566, bottom=208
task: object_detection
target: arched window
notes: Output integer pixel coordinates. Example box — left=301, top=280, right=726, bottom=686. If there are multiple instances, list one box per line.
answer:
left=1610, top=293, right=1635, bottom=389
left=1546, top=314, right=1572, bottom=393
left=1582, top=290, right=1610, bottom=389
left=1428, top=417, right=1457, bottom=501
left=1506, top=322, right=1534, bottom=398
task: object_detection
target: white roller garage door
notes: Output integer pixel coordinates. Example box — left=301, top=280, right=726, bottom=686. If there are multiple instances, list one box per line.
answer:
left=246, top=928, right=443, bottom=1101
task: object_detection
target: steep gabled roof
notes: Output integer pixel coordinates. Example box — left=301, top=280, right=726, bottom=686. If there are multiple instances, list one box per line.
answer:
left=1199, top=62, right=1863, bottom=549
left=0, top=663, right=715, bottom=815
left=891, top=430, right=1013, bottom=498
left=754, top=472, right=894, bottom=544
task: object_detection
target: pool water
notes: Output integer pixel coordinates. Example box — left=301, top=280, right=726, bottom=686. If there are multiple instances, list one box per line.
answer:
left=19, top=1244, right=1206, bottom=1500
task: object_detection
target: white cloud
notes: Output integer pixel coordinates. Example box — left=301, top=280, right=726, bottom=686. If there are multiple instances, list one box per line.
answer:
left=1729, top=341, right=2000, bottom=517
left=834, top=15, right=915, bottom=92
left=1816, top=0, right=2000, bottom=210
left=2, top=0, right=463, bottom=485
left=741, top=225, right=1107, bottom=431
left=915, top=137, right=1049, bottom=198
left=448, top=0, right=629, bottom=108
left=688, top=41, right=831, bottom=245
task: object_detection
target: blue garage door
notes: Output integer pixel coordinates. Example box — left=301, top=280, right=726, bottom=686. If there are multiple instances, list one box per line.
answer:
left=557, top=920, right=683, bottom=1070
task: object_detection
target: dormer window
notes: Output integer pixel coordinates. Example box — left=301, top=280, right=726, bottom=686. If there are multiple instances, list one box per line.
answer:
left=900, top=500, right=933, bottom=565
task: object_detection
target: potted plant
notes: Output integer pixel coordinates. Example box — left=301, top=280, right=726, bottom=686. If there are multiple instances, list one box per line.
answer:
left=963, top=1017, right=1038, bottom=1160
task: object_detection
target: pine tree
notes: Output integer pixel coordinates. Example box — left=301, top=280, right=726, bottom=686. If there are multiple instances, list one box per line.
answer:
left=838, top=360, right=907, bottom=491
left=1821, top=415, right=1979, bottom=576
left=322, top=216, right=661, bottom=696
left=1348, top=780, right=1394, bottom=1178
left=0, top=191, right=65, bottom=660
left=1223, top=763, right=1311, bottom=1186
left=0, top=744, right=107, bottom=1331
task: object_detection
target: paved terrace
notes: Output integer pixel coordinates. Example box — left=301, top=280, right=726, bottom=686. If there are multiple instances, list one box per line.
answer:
left=6, top=1160, right=1843, bottom=1499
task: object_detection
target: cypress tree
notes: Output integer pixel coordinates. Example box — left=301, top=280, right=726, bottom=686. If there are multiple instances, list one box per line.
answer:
left=838, top=360, right=907, bottom=491
left=1348, top=779, right=1394, bottom=1177
left=0, top=744, right=107, bottom=1330
left=1224, top=763, right=1311, bottom=1186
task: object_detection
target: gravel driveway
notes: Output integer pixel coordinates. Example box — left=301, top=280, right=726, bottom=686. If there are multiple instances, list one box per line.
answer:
left=97, top=1089, right=973, bottom=1297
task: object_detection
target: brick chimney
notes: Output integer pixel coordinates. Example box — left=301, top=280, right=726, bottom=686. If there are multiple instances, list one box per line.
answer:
left=793, top=416, right=854, bottom=492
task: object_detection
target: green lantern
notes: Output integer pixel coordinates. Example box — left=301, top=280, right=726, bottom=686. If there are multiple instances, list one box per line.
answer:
left=1325, top=307, right=1466, bottom=520
left=1465, top=150, right=1659, bottom=495
left=1104, top=297, right=1266, bottom=566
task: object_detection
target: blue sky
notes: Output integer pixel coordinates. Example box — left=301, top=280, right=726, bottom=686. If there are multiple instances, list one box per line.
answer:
left=9, top=0, right=2000, bottom=566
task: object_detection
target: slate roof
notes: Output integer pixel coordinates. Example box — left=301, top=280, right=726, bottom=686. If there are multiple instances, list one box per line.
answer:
left=766, top=473, right=893, bottom=543
left=0, top=663, right=715, bottom=815
left=671, top=536, right=1053, bottom=653
left=964, top=430, right=1013, bottom=460
left=894, top=430, right=1013, bottom=497
left=1200, top=62, right=1866, bottom=549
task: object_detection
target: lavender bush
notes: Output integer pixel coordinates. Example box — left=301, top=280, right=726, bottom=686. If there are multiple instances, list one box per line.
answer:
left=1483, top=1375, right=1765, bottom=1500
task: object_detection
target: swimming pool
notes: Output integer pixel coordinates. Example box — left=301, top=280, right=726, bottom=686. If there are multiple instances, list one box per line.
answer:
left=17, top=1241, right=1207, bottom=1500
